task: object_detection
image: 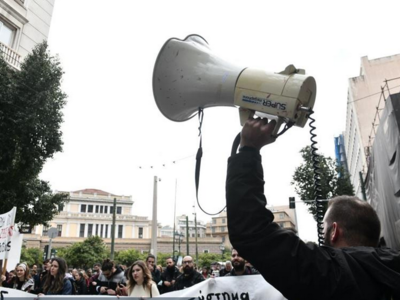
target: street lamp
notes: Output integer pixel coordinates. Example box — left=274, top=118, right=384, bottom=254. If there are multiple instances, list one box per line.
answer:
left=175, top=232, right=183, bottom=258
left=219, top=245, right=225, bottom=260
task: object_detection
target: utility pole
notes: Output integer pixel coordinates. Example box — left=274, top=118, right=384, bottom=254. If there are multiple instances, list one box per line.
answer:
left=194, top=211, right=198, bottom=267
left=172, top=179, right=177, bottom=259
left=186, top=216, right=189, bottom=255
left=110, top=197, right=117, bottom=260
left=151, top=176, right=160, bottom=264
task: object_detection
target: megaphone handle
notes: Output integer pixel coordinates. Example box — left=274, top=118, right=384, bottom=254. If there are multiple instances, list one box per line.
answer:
left=271, top=117, right=285, bottom=137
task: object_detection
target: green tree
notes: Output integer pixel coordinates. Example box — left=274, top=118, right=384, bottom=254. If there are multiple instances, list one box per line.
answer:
left=115, top=249, right=143, bottom=266
left=64, top=236, right=108, bottom=269
left=291, top=146, right=354, bottom=220
left=0, top=42, right=69, bottom=228
left=20, top=247, right=43, bottom=267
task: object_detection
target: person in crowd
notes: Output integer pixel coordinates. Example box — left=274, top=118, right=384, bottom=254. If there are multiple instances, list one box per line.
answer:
left=1, top=263, right=34, bottom=292
left=225, top=249, right=259, bottom=276
left=38, top=257, right=72, bottom=295
left=201, top=266, right=210, bottom=279
left=210, top=262, right=221, bottom=277
left=226, top=117, right=400, bottom=300
left=117, top=260, right=159, bottom=297
left=160, top=257, right=179, bottom=294
left=95, top=258, right=126, bottom=295
left=81, top=270, right=90, bottom=288
left=33, top=259, right=51, bottom=294
left=31, top=267, right=40, bottom=290
left=219, top=261, right=233, bottom=277
left=73, top=271, right=88, bottom=295
left=174, top=256, right=204, bottom=290
left=146, top=254, right=161, bottom=285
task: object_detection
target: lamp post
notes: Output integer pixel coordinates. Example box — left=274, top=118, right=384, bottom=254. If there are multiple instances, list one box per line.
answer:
left=219, top=245, right=225, bottom=260
left=175, top=232, right=183, bottom=258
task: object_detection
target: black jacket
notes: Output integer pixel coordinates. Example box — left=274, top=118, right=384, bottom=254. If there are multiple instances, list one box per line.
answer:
left=226, top=149, right=400, bottom=300
left=174, top=270, right=204, bottom=291
left=161, top=266, right=180, bottom=293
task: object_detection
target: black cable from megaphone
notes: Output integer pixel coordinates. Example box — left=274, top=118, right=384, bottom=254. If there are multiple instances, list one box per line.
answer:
left=195, top=110, right=294, bottom=216
left=308, top=110, right=325, bottom=246
left=195, top=108, right=227, bottom=216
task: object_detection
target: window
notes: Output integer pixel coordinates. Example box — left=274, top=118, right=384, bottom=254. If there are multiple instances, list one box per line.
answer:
left=88, top=205, right=93, bottom=213
left=117, top=207, right=122, bottom=214
left=79, top=224, right=85, bottom=237
left=0, top=20, right=15, bottom=47
left=57, top=225, right=62, bottom=237
left=222, top=218, right=226, bottom=224
left=110, top=206, right=114, bottom=214
left=95, top=224, right=99, bottom=236
left=191, top=233, right=195, bottom=237
left=88, top=224, right=93, bottom=237
left=104, top=206, right=108, bottom=214
left=100, top=224, right=104, bottom=237
left=203, top=249, right=209, bottom=253
left=212, top=219, right=216, bottom=224
left=212, top=227, right=216, bottom=233
left=81, top=205, right=87, bottom=213
left=42, top=226, right=49, bottom=236
left=105, top=225, right=109, bottom=238
left=95, top=205, right=99, bottom=213
left=138, top=227, right=143, bottom=239
left=279, top=213, right=285, bottom=219
left=58, top=203, right=64, bottom=212
left=118, top=225, right=123, bottom=238
left=220, top=226, right=225, bottom=232
left=100, top=206, right=103, bottom=214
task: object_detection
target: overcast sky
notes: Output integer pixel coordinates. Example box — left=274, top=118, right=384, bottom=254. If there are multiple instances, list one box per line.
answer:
left=41, top=0, right=400, bottom=243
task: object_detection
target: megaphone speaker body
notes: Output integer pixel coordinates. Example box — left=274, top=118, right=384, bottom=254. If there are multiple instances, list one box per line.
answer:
left=153, top=34, right=316, bottom=130
left=153, top=34, right=242, bottom=122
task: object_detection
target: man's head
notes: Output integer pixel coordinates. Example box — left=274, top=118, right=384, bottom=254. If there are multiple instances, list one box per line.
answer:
left=231, top=249, right=245, bottom=272
left=146, top=254, right=156, bottom=271
left=101, top=259, right=115, bottom=279
left=165, top=257, right=175, bottom=269
left=225, top=261, right=232, bottom=271
left=182, top=256, right=194, bottom=274
left=93, top=263, right=101, bottom=274
left=323, top=196, right=381, bottom=248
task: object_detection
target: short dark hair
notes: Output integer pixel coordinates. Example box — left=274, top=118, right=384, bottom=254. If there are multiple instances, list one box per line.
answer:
left=326, top=196, right=381, bottom=247
left=101, top=259, right=114, bottom=272
left=146, top=254, right=155, bottom=261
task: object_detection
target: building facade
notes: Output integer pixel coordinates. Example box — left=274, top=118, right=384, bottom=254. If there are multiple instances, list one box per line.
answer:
left=24, top=189, right=224, bottom=254
left=205, top=208, right=297, bottom=248
left=334, top=134, right=349, bottom=174
left=32, top=189, right=153, bottom=239
left=344, top=54, right=400, bottom=198
left=0, top=0, right=55, bottom=69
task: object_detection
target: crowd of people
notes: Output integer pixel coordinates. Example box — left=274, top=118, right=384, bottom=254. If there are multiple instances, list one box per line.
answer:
left=0, top=249, right=258, bottom=297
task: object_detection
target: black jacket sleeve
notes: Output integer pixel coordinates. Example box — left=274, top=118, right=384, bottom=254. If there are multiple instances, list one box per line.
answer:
left=226, top=151, right=356, bottom=300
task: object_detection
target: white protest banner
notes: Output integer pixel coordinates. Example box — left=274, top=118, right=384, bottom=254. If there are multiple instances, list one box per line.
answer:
left=160, top=275, right=287, bottom=300
left=1, top=276, right=288, bottom=300
left=0, top=207, right=17, bottom=260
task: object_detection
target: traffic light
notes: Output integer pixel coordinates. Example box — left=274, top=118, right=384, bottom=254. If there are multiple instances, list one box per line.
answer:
left=43, top=245, right=49, bottom=260
left=51, top=248, right=57, bottom=258
left=289, top=197, right=296, bottom=209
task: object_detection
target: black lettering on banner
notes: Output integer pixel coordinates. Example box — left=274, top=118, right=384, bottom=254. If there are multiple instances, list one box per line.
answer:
left=232, top=293, right=240, bottom=300
left=198, top=290, right=205, bottom=300
left=240, top=292, right=250, bottom=300
left=222, top=292, right=231, bottom=300
left=207, top=293, right=214, bottom=300
left=214, top=293, right=221, bottom=300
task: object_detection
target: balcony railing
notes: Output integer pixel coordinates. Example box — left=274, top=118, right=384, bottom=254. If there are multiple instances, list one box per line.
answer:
left=0, top=42, right=21, bottom=70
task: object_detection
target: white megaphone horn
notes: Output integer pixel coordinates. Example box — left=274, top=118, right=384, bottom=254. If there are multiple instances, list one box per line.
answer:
left=153, top=34, right=316, bottom=136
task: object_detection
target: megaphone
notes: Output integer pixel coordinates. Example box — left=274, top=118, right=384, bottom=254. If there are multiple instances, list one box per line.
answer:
left=153, top=34, right=316, bottom=135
